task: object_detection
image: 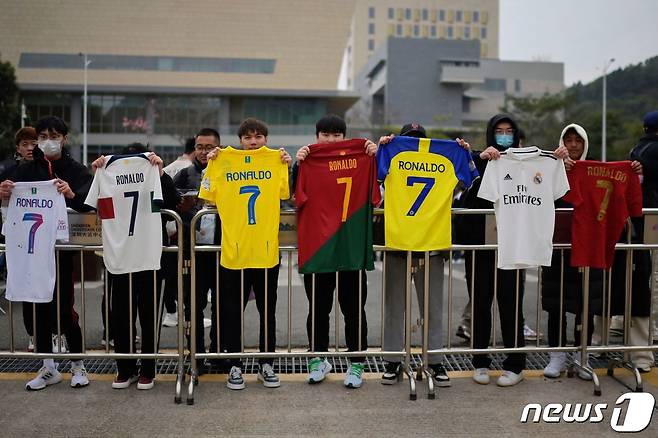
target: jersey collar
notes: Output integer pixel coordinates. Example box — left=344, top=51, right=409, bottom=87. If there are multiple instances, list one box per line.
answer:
left=504, top=146, right=541, bottom=161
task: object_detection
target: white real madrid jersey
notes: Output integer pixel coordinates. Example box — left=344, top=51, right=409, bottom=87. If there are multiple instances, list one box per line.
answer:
left=2, top=180, right=69, bottom=302
left=477, top=146, right=570, bottom=269
left=84, top=153, right=163, bottom=274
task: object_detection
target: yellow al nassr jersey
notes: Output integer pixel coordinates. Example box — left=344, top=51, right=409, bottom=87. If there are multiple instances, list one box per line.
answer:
left=199, top=146, right=289, bottom=269
left=377, top=136, right=478, bottom=251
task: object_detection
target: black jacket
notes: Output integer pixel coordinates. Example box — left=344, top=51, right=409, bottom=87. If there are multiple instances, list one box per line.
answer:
left=13, top=146, right=93, bottom=213
left=630, top=135, right=658, bottom=208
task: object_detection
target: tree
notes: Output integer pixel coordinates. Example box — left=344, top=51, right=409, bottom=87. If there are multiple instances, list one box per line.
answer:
left=500, top=92, right=570, bottom=149
left=0, top=55, right=21, bottom=159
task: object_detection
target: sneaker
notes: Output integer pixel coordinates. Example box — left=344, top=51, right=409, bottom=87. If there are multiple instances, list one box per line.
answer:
left=70, top=363, right=90, bottom=388
left=227, top=366, right=245, bottom=390
left=52, top=335, right=68, bottom=353
left=257, top=363, right=280, bottom=388
left=472, top=368, right=490, bottom=385
left=381, top=361, right=401, bottom=385
left=610, top=315, right=624, bottom=336
left=162, top=312, right=178, bottom=327
left=456, top=325, right=471, bottom=342
left=523, top=325, right=540, bottom=341
left=112, top=374, right=138, bottom=389
left=203, top=318, right=211, bottom=329
left=137, top=376, right=155, bottom=390
left=497, top=370, right=524, bottom=387
left=344, top=362, right=364, bottom=388
left=429, top=364, right=451, bottom=387
left=572, top=353, right=593, bottom=380
left=637, top=365, right=652, bottom=374
left=26, top=366, right=62, bottom=391
left=27, top=336, right=34, bottom=352
left=101, top=338, right=115, bottom=348
left=543, top=352, right=567, bottom=378
left=307, top=357, right=332, bottom=384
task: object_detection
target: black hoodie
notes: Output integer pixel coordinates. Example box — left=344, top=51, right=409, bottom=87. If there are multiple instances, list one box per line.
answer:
left=12, top=145, right=93, bottom=213
left=455, top=114, right=520, bottom=244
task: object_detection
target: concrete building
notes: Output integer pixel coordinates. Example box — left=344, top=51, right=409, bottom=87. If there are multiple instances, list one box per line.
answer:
left=0, top=0, right=359, bottom=162
left=347, top=37, right=564, bottom=130
left=342, top=0, right=500, bottom=90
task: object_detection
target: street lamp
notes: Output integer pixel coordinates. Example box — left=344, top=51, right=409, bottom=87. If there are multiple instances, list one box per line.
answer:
left=601, top=58, right=615, bottom=162
left=79, top=53, right=92, bottom=165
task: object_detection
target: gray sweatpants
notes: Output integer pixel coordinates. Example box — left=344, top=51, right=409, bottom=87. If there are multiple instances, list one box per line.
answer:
left=383, top=253, right=444, bottom=364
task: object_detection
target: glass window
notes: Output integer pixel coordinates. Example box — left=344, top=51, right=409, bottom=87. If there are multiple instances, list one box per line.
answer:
left=439, top=9, right=445, bottom=21
left=413, top=25, right=419, bottom=37
left=473, top=11, right=480, bottom=22
left=456, top=10, right=463, bottom=22
left=464, top=26, right=470, bottom=39
left=388, top=7, right=394, bottom=19
left=430, top=25, right=436, bottom=37
left=447, top=26, right=453, bottom=38
left=422, top=9, right=428, bottom=20
left=481, top=27, right=487, bottom=39
left=405, top=8, right=411, bottom=19
left=397, top=24, right=403, bottom=35
left=515, top=79, right=521, bottom=92
left=484, top=78, right=507, bottom=91
left=369, top=6, right=375, bottom=18
left=369, top=23, right=375, bottom=34
left=368, top=39, right=375, bottom=51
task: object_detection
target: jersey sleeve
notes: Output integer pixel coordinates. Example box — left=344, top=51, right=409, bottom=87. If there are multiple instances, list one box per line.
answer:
left=84, top=167, right=102, bottom=209
left=294, top=161, right=308, bottom=208
left=279, top=161, right=290, bottom=200
left=376, top=142, right=393, bottom=182
left=150, top=163, right=163, bottom=203
left=198, top=158, right=216, bottom=202
left=369, top=154, right=382, bottom=206
left=476, top=160, right=499, bottom=202
left=454, top=147, right=479, bottom=188
left=55, top=193, right=70, bottom=241
left=552, top=159, right=570, bottom=200
left=562, top=166, right=582, bottom=206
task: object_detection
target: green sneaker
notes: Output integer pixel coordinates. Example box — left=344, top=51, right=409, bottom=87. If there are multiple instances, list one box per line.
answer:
left=344, top=362, right=364, bottom=388
left=307, top=357, right=332, bottom=384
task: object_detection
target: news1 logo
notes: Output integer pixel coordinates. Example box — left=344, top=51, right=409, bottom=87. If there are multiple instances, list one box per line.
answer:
left=520, top=392, right=655, bottom=432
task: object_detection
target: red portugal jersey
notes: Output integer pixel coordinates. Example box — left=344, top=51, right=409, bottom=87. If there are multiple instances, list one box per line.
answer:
left=563, top=160, right=642, bottom=268
left=295, top=139, right=381, bottom=273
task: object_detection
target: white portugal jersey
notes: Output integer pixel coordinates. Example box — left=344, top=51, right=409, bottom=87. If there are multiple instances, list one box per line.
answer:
left=85, top=153, right=163, bottom=274
left=477, top=146, right=570, bottom=270
left=3, top=180, right=69, bottom=302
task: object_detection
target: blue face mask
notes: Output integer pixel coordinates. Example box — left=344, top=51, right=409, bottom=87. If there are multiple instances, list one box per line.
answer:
left=495, top=133, right=514, bottom=149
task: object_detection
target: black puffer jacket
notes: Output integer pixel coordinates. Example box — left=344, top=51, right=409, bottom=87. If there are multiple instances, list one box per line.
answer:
left=630, top=135, right=658, bottom=208
left=12, top=146, right=93, bottom=212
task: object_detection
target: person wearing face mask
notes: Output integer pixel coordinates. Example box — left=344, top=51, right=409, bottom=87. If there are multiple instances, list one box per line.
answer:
left=0, top=116, right=93, bottom=391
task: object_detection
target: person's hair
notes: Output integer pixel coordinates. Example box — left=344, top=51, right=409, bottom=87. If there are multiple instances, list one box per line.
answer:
left=517, top=128, right=526, bottom=142
left=195, top=128, right=221, bottom=144
left=35, top=116, right=69, bottom=137
left=316, top=114, right=346, bottom=137
left=15, top=127, right=37, bottom=145
left=563, top=127, right=583, bottom=141
left=121, top=142, right=150, bottom=154
left=184, top=137, right=196, bottom=154
left=237, top=118, right=268, bottom=138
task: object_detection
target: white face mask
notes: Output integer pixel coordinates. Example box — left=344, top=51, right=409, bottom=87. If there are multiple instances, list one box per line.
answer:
left=37, top=139, right=62, bottom=156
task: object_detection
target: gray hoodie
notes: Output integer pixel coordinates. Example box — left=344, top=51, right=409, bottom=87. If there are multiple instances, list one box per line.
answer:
left=558, top=123, right=589, bottom=160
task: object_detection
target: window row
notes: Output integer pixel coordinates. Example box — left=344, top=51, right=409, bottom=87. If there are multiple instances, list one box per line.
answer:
left=384, top=7, right=488, bottom=24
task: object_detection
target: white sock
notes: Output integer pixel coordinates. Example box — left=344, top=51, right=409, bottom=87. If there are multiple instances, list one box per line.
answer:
left=44, top=359, right=55, bottom=369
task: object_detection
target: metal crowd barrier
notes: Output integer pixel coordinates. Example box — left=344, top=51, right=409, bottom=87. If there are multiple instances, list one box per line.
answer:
left=0, top=209, right=186, bottom=403
left=184, top=207, right=658, bottom=404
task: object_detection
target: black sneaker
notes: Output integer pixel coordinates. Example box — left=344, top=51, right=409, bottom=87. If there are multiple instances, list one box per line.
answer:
left=381, top=361, right=402, bottom=385
left=227, top=366, right=245, bottom=390
left=456, top=325, right=471, bottom=342
left=429, top=364, right=451, bottom=387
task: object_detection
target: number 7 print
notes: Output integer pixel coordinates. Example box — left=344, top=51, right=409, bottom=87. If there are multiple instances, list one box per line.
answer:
left=22, top=212, right=44, bottom=254
left=406, top=176, right=435, bottom=216
left=336, top=177, right=353, bottom=222
left=240, top=185, right=261, bottom=225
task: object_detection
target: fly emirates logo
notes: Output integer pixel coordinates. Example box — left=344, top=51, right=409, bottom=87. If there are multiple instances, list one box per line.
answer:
left=520, top=392, right=655, bottom=432
left=503, top=184, right=542, bottom=206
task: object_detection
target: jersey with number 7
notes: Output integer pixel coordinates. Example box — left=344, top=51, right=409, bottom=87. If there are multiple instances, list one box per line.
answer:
left=377, top=136, right=478, bottom=251
left=85, top=153, right=163, bottom=274
left=296, top=139, right=381, bottom=273
left=563, top=160, right=642, bottom=269
left=199, top=146, right=289, bottom=269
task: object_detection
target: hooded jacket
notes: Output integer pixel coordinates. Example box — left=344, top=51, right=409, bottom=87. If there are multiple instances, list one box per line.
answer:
left=455, top=114, right=520, bottom=245
left=541, top=124, right=604, bottom=316
left=629, top=134, right=658, bottom=208
left=12, top=145, right=93, bottom=212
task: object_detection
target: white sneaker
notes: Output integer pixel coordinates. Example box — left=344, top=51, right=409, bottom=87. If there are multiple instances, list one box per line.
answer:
left=497, top=370, right=524, bottom=387
left=307, top=357, right=332, bottom=384
left=70, top=362, right=90, bottom=388
left=203, top=318, right=211, bottom=329
left=472, top=368, right=490, bottom=385
left=52, top=335, right=68, bottom=353
left=343, top=363, right=364, bottom=389
left=257, top=363, right=281, bottom=388
left=227, top=366, right=245, bottom=390
left=573, top=353, right=594, bottom=380
left=162, top=312, right=178, bottom=327
left=523, top=324, right=540, bottom=341
left=26, top=366, right=62, bottom=391
left=543, top=352, right=567, bottom=378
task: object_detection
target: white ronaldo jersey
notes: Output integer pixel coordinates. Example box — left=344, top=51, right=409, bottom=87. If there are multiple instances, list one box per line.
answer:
left=477, top=146, right=570, bottom=269
left=85, top=153, right=163, bottom=274
left=3, top=180, right=69, bottom=302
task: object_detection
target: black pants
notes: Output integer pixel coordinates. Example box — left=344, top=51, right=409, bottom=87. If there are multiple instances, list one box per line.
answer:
left=221, top=265, right=279, bottom=367
left=184, top=253, right=218, bottom=356
left=547, top=311, right=594, bottom=348
left=303, top=270, right=368, bottom=362
left=24, top=251, right=83, bottom=355
left=111, top=270, right=159, bottom=379
left=465, top=251, right=526, bottom=374
left=161, top=251, right=178, bottom=314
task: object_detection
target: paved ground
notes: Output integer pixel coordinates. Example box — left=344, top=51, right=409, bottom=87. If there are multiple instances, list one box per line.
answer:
left=0, top=370, right=657, bottom=437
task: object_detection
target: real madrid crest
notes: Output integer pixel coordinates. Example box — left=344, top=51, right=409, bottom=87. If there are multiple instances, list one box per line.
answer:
left=533, top=172, right=542, bottom=184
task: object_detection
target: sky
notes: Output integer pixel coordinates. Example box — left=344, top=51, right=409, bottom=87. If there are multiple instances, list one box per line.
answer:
left=500, top=0, right=658, bottom=86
